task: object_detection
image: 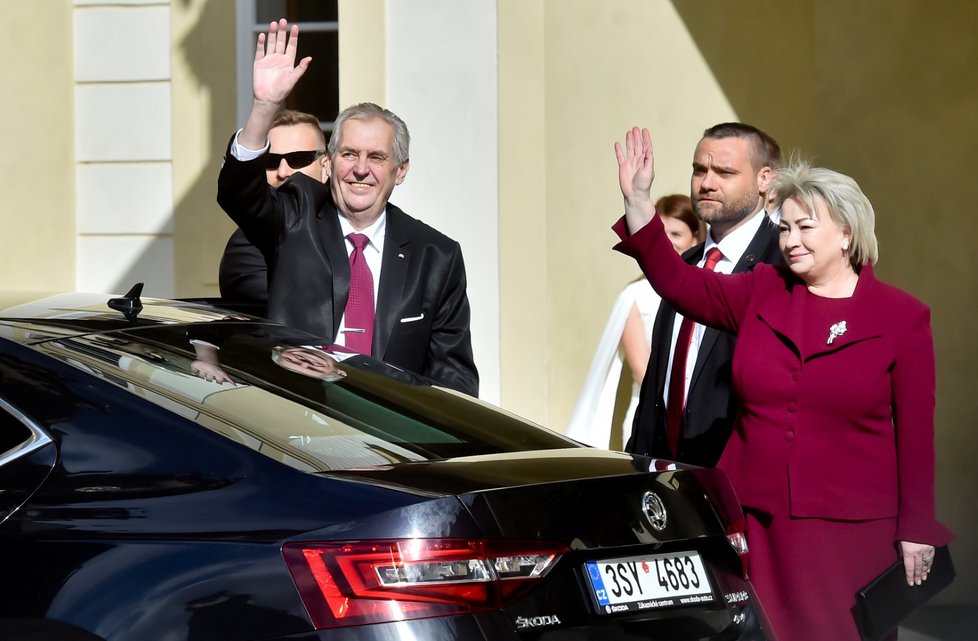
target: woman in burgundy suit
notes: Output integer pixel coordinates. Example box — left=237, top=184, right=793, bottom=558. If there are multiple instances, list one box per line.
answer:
left=613, top=127, right=952, bottom=641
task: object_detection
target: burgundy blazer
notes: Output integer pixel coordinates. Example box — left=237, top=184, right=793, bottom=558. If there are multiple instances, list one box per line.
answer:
left=614, top=215, right=952, bottom=546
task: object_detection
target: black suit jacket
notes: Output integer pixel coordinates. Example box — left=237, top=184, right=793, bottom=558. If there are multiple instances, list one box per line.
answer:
left=625, top=215, right=783, bottom=465
left=219, top=227, right=269, bottom=309
left=216, top=139, right=479, bottom=396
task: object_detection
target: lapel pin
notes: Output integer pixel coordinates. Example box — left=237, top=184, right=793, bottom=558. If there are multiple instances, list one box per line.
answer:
left=398, top=253, right=405, bottom=259
left=827, top=320, right=847, bottom=345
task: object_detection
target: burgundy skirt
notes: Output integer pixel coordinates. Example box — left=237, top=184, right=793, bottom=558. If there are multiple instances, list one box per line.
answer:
left=745, top=508, right=900, bottom=641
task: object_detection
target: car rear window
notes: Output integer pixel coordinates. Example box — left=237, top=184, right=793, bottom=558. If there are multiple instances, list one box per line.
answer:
left=32, top=321, right=578, bottom=472
left=0, top=408, right=33, bottom=457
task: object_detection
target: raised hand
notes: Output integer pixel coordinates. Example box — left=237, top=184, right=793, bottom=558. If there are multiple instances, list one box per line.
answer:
left=253, top=19, right=312, bottom=106
left=614, top=127, right=656, bottom=233
left=239, top=19, right=312, bottom=149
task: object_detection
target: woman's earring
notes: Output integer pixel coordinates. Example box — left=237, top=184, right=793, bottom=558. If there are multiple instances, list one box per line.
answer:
left=842, top=239, right=850, bottom=251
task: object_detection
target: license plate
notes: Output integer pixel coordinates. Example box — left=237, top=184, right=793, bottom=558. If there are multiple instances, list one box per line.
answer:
left=585, top=551, right=715, bottom=614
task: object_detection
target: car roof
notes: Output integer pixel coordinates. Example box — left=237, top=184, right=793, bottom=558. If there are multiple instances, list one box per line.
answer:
left=0, top=291, right=238, bottom=343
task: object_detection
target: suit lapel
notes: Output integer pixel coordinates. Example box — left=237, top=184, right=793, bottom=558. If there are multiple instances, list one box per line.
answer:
left=656, top=245, right=702, bottom=399
left=803, top=266, right=884, bottom=361
left=732, top=214, right=784, bottom=272
left=755, top=278, right=806, bottom=358
left=652, top=305, right=677, bottom=400
left=374, top=206, right=411, bottom=359
left=757, top=264, right=884, bottom=361
left=315, top=181, right=351, bottom=337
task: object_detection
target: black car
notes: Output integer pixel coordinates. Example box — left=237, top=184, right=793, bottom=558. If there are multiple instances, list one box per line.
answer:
left=0, top=288, right=771, bottom=640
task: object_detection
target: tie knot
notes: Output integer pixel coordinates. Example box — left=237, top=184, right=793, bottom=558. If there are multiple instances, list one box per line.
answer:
left=348, top=233, right=370, bottom=251
left=703, top=246, right=724, bottom=271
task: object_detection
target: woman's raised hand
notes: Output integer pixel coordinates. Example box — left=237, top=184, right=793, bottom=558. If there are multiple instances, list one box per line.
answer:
left=614, top=126, right=656, bottom=232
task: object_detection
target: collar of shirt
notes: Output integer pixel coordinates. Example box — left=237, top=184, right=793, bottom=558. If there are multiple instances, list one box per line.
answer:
left=338, top=210, right=387, bottom=259
left=701, top=208, right=767, bottom=275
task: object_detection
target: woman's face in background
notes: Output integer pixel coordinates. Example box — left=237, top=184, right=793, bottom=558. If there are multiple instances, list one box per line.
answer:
left=661, top=215, right=700, bottom=254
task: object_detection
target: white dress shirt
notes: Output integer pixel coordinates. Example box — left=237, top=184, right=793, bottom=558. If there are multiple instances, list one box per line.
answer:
left=663, top=209, right=770, bottom=408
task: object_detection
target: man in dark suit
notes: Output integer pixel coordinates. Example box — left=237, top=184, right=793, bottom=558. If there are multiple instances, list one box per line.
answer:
left=217, top=19, right=478, bottom=396
left=625, top=122, right=782, bottom=465
left=218, top=109, right=330, bottom=312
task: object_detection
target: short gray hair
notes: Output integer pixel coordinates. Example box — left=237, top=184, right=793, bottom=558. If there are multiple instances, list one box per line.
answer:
left=774, top=161, right=879, bottom=268
left=328, top=102, right=410, bottom=166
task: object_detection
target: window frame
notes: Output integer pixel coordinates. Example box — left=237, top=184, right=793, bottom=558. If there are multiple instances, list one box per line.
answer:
left=0, top=396, right=52, bottom=469
left=235, top=0, right=339, bottom=134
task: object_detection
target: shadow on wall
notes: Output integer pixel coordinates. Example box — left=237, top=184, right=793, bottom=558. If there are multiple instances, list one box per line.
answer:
left=103, top=0, right=236, bottom=298
left=165, top=0, right=239, bottom=299
left=671, top=0, right=978, bottom=608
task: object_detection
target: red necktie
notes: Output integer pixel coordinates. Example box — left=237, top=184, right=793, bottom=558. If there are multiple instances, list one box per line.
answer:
left=344, top=233, right=375, bottom=355
left=666, top=246, right=723, bottom=457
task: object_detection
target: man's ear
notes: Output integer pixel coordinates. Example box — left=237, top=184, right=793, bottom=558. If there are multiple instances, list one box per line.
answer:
left=757, top=165, right=774, bottom=194
left=395, top=159, right=410, bottom=186
left=321, top=155, right=332, bottom=184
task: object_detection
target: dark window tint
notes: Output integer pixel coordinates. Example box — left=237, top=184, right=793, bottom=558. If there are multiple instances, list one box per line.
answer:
left=35, top=323, right=579, bottom=473
left=255, top=0, right=339, bottom=125
left=0, top=408, right=31, bottom=456
left=286, top=30, right=339, bottom=123
left=257, top=0, right=337, bottom=23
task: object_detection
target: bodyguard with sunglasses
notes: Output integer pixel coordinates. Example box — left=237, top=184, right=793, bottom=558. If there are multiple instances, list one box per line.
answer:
left=217, top=19, right=478, bottom=396
left=219, top=109, right=328, bottom=307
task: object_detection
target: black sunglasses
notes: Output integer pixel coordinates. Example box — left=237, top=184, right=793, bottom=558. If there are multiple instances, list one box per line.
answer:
left=264, top=150, right=326, bottom=170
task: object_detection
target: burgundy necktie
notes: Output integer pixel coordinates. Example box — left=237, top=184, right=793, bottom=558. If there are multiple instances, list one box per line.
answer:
left=666, top=246, right=723, bottom=457
left=344, top=233, right=375, bottom=355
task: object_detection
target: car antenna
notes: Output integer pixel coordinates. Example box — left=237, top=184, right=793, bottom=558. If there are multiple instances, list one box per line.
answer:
left=107, top=282, right=144, bottom=322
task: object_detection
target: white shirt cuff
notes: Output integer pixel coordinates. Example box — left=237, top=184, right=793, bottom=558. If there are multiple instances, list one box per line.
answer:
left=230, top=128, right=270, bottom=161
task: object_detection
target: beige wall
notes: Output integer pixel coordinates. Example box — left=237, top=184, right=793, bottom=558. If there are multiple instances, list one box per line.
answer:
left=338, top=0, right=386, bottom=104
left=498, top=2, right=549, bottom=420
left=171, top=0, right=238, bottom=298
left=0, top=2, right=75, bottom=292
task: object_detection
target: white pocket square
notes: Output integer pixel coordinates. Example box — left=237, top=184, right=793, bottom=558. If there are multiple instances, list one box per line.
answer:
left=400, top=313, right=425, bottom=323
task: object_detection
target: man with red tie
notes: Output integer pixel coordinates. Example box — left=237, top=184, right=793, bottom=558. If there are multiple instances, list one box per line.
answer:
left=217, top=19, right=478, bottom=396
left=624, top=122, right=782, bottom=465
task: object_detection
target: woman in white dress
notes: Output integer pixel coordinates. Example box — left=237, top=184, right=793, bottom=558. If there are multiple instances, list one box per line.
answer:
left=566, top=195, right=704, bottom=448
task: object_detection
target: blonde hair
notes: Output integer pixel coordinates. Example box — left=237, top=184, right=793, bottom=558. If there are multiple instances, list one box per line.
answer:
left=774, top=161, right=879, bottom=268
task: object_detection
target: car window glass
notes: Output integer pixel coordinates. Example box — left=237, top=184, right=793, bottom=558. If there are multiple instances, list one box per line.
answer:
left=0, top=407, right=31, bottom=457
left=33, top=323, right=576, bottom=472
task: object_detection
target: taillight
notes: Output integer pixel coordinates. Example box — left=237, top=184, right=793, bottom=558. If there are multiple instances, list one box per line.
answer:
left=282, top=539, right=567, bottom=629
left=699, top=470, right=751, bottom=579
left=726, top=530, right=750, bottom=577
